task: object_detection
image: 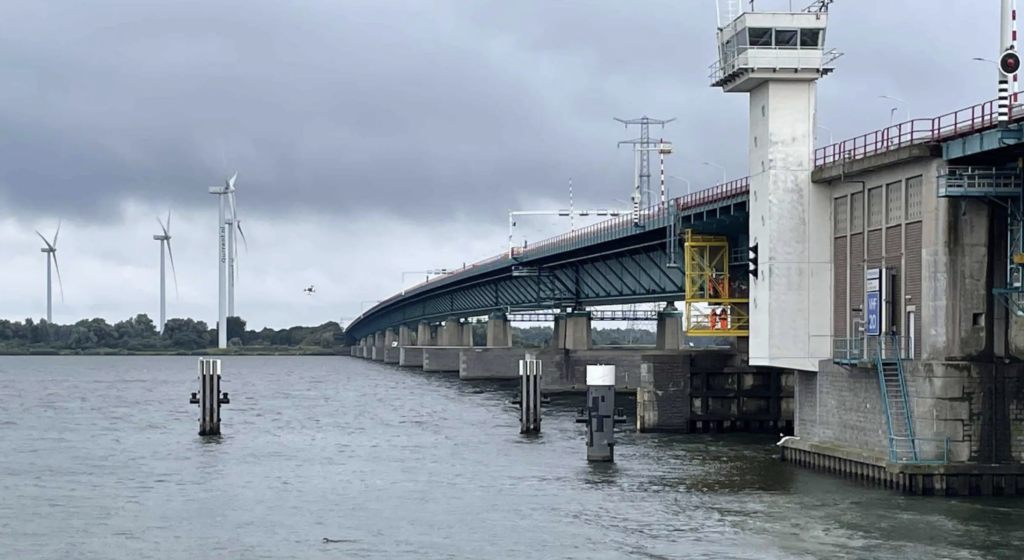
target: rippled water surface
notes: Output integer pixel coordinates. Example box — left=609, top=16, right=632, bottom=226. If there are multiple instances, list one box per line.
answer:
left=2, top=356, right=1023, bottom=559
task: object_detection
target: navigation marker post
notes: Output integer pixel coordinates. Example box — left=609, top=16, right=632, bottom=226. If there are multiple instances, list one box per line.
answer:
left=575, top=365, right=627, bottom=462
left=510, top=352, right=549, bottom=434
left=189, top=358, right=230, bottom=436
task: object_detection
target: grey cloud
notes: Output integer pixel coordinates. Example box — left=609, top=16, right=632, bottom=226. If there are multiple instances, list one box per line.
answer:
left=0, top=0, right=1001, bottom=229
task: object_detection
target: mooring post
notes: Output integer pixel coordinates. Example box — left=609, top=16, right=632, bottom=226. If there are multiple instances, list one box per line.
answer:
left=189, top=357, right=230, bottom=436
left=575, top=364, right=627, bottom=462
left=510, top=352, right=549, bottom=434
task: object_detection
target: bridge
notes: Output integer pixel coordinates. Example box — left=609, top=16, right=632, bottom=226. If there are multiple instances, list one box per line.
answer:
left=345, top=2, right=1024, bottom=497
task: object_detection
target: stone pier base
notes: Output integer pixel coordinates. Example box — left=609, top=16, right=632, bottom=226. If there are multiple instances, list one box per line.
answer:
left=782, top=439, right=1024, bottom=496
left=459, top=347, right=524, bottom=380
left=371, top=346, right=384, bottom=361
left=383, top=347, right=400, bottom=364
left=423, top=347, right=462, bottom=372
left=399, top=347, right=424, bottom=368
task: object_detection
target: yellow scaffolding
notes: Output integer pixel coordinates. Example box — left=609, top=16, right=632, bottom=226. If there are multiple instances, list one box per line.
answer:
left=683, top=229, right=749, bottom=337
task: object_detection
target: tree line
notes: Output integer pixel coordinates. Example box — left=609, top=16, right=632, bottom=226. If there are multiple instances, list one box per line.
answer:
left=0, top=314, right=345, bottom=355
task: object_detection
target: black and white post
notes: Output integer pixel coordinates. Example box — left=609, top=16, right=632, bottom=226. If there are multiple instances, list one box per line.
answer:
left=575, top=364, right=627, bottom=462
left=1000, top=0, right=1019, bottom=128
left=189, top=358, right=230, bottom=436
left=512, top=352, right=548, bottom=434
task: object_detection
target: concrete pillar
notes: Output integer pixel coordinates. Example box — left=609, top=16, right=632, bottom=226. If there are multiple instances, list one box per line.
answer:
left=374, top=331, right=384, bottom=347
left=549, top=314, right=565, bottom=348
left=563, top=311, right=592, bottom=350
left=384, top=328, right=396, bottom=347
left=486, top=312, right=512, bottom=347
left=417, top=321, right=433, bottom=346
left=399, top=324, right=413, bottom=347
left=442, top=317, right=463, bottom=346
left=656, top=302, right=685, bottom=350
left=462, top=322, right=475, bottom=347
left=430, top=323, right=440, bottom=345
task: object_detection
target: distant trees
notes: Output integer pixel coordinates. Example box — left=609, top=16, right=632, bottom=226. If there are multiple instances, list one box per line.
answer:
left=0, top=314, right=346, bottom=354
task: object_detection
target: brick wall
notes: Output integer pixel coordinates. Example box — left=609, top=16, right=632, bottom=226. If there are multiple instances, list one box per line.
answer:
left=800, top=361, right=888, bottom=455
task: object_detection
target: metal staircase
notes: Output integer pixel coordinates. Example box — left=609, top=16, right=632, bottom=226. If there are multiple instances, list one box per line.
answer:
left=873, top=335, right=918, bottom=462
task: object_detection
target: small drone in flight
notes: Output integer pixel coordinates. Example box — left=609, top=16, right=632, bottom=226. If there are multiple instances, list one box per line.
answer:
left=303, top=285, right=316, bottom=296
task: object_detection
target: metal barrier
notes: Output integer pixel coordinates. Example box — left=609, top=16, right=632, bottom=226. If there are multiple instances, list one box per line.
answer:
left=889, top=436, right=950, bottom=465
left=832, top=337, right=864, bottom=363
left=814, top=98, right=1024, bottom=167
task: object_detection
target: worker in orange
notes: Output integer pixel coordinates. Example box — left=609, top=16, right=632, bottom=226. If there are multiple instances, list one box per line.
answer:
left=717, top=306, right=728, bottom=330
left=709, top=308, right=719, bottom=330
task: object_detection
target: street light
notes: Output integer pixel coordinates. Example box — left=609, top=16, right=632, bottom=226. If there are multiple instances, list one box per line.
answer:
left=878, top=95, right=909, bottom=123
left=702, top=162, right=726, bottom=185
left=667, top=175, right=691, bottom=196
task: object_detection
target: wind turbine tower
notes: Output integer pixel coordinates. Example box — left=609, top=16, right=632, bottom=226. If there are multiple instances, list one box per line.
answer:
left=153, top=211, right=179, bottom=334
left=226, top=198, right=248, bottom=318
left=209, top=172, right=236, bottom=349
left=35, top=220, right=64, bottom=323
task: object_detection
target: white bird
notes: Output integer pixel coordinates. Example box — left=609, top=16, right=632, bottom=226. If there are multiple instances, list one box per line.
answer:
left=776, top=433, right=800, bottom=446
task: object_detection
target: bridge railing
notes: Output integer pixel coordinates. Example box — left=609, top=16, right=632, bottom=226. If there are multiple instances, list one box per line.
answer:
left=813, top=98, right=1016, bottom=167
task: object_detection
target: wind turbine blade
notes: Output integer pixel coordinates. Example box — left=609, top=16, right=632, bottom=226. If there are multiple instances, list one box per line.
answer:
left=167, top=240, right=179, bottom=299
left=53, top=218, right=61, bottom=247
left=166, top=209, right=171, bottom=235
left=237, top=221, right=248, bottom=252
left=156, top=216, right=168, bottom=237
left=52, top=253, right=65, bottom=304
left=227, top=171, right=237, bottom=190
left=35, top=230, right=54, bottom=250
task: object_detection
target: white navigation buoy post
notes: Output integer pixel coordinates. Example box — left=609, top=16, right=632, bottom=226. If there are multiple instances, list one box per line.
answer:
left=511, top=352, right=548, bottom=434
left=575, top=364, right=627, bottom=462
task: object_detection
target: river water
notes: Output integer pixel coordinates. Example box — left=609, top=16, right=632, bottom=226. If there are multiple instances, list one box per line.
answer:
left=1, top=356, right=1023, bottom=559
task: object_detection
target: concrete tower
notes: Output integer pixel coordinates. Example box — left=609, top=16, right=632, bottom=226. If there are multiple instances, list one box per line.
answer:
left=709, top=0, right=841, bottom=371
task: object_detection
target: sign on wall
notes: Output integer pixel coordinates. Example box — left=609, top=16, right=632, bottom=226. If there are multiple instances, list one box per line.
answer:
left=865, top=268, right=881, bottom=336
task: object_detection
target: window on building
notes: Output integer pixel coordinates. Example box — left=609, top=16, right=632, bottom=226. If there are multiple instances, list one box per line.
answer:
left=850, top=192, right=864, bottom=233
left=799, top=29, right=822, bottom=48
left=747, top=28, right=773, bottom=47
left=834, top=196, right=848, bottom=236
left=886, top=181, right=903, bottom=225
left=906, top=175, right=923, bottom=221
left=774, top=29, right=798, bottom=48
left=867, top=186, right=883, bottom=229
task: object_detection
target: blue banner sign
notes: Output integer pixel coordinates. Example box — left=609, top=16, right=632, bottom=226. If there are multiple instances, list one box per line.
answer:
left=866, top=292, right=880, bottom=336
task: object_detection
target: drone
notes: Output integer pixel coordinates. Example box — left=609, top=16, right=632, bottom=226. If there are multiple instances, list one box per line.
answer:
left=303, top=285, right=316, bottom=295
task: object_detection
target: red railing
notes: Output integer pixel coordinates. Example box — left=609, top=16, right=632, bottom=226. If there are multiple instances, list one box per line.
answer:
left=814, top=98, right=1018, bottom=167
left=354, top=178, right=753, bottom=324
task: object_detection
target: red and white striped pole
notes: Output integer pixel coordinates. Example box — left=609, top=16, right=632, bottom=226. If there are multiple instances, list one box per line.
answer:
left=659, top=137, right=666, bottom=206
left=1014, top=0, right=1019, bottom=103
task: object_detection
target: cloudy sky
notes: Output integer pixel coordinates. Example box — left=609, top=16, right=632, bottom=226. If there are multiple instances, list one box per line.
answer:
left=0, top=0, right=1001, bottom=330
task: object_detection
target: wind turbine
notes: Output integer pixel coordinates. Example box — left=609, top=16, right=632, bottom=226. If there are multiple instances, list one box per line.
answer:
left=209, top=172, right=236, bottom=349
left=154, top=210, right=179, bottom=334
left=35, top=220, right=64, bottom=323
left=226, top=190, right=248, bottom=318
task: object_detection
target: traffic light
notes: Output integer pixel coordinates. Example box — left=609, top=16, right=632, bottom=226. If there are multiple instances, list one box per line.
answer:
left=748, top=243, right=759, bottom=280
left=1001, top=48, right=1021, bottom=77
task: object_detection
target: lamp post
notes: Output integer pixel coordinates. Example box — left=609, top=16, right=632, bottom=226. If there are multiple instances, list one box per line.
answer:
left=878, top=95, right=910, bottom=123
left=667, top=175, right=691, bottom=196
left=401, top=270, right=453, bottom=295
left=702, top=162, right=726, bottom=185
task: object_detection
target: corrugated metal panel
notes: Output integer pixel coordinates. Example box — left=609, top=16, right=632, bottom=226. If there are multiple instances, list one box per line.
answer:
left=867, top=229, right=883, bottom=267
left=834, top=236, right=848, bottom=338
left=834, top=196, right=848, bottom=235
left=905, top=222, right=923, bottom=358
left=850, top=232, right=865, bottom=324
left=886, top=225, right=903, bottom=332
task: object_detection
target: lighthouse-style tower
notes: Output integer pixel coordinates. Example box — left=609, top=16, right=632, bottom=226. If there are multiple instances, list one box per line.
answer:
left=710, top=0, right=842, bottom=371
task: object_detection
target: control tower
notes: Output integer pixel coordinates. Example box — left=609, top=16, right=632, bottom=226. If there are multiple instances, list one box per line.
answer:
left=709, top=0, right=842, bottom=371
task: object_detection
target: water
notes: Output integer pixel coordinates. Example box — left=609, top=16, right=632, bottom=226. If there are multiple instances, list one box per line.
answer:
left=1, top=356, right=1023, bottom=559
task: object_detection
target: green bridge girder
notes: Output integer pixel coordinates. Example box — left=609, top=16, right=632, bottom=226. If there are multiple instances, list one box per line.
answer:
left=345, top=182, right=750, bottom=342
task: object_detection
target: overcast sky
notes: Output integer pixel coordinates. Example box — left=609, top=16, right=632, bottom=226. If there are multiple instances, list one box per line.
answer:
left=0, top=0, right=1001, bottom=329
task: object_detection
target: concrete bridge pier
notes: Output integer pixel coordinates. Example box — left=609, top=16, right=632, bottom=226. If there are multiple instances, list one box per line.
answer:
left=486, top=312, right=512, bottom=347
left=383, top=328, right=399, bottom=364
left=372, top=331, right=385, bottom=361
left=461, top=321, right=475, bottom=347
left=416, top=321, right=433, bottom=347
left=441, top=317, right=463, bottom=347
left=655, top=303, right=684, bottom=351
left=399, top=324, right=413, bottom=347
left=553, top=311, right=591, bottom=350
